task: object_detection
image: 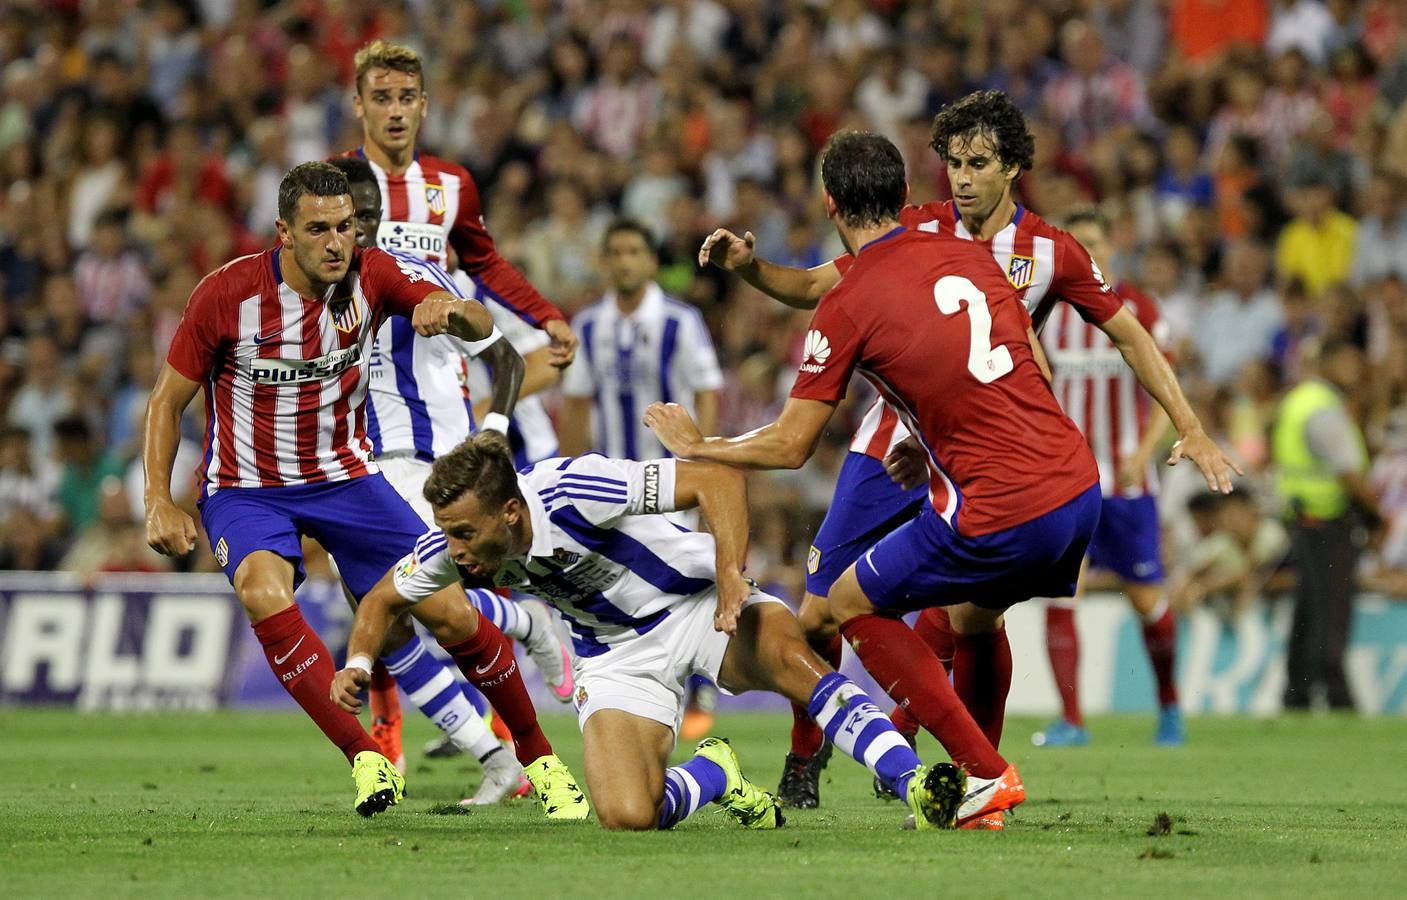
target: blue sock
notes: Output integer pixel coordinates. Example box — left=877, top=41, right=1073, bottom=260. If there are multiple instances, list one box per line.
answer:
left=657, top=755, right=728, bottom=829
left=809, top=671, right=922, bottom=797
left=466, top=588, right=531, bottom=641
left=382, top=636, right=498, bottom=758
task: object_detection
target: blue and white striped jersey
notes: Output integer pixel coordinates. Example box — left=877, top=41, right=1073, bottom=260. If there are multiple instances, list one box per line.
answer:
left=365, top=253, right=500, bottom=461
left=465, top=296, right=559, bottom=469
left=560, top=283, right=722, bottom=460
left=391, top=455, right=718, bottom=658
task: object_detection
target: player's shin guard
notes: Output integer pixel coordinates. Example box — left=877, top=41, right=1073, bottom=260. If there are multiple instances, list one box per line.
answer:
left=657, top=756, right=729, bottom=829
left=789, top=634, right=842, bottom=757
left=441, top=617, right=553, bottom=765
left=253, top=605, right=378, bottom=763
left=808, top=672, right=923, bottom=797
left=1141, top=599, right=1179, bottom=707
left=952, top=627, right=1012, bottom=748
left=840, top=613, right=1008, bottom=779
left=1045, top=603, right=1083, bottom=726
left=382, top=637, right=500, bottom=760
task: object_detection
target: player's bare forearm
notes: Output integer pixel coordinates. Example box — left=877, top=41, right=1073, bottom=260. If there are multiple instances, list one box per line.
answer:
left=413, top=292, right=495, bottom=342
left=694, top=390, right=719, bottom=437
left=519, top=346, right=561, bottom=398
left=741, top=257, right=837, bottom=310
left=558, top=395, right=594, bottom=456
left=674, top=461, right=750, bottom=577
left=142, top=364, right=201, bottom=504
left=1102, top=308, right=1201, bottom=437
left=476, top=335, right=525, bottom=420
left=346, top=572, right=414, bottom=663
left=643, top=398, right=833, bottom=470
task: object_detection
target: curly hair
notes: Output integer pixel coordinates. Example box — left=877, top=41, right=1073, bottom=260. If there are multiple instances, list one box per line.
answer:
left=929, top=90, right=1035, bottom=173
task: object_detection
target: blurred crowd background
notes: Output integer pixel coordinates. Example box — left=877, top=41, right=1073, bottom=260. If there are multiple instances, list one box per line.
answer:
left=2, top=0, right=1406, bottom=615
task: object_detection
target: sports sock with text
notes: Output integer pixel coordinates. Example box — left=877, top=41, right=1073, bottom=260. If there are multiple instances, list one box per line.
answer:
left=253, top=605, right=378, bottom=762
left=808, top=671, right=923, bottom=796
left=382, top=636, right=500, bottom=759
left=657, top=756, right=728, bottom=829
left=441, top=616, right=553, bottom=765
left=840, top=613, right=1008, bottom=779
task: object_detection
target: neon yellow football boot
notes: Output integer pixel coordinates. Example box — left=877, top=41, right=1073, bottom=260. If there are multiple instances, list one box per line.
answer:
left=524, top=754, right=590, bottom=820
left=695, top=737, right=785, bottom=829
left=905, top=762, right=966, bottom=830
left=352, top=749, right=406, bottom=817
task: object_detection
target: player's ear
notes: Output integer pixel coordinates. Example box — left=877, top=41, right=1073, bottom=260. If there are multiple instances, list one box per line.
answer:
left=275, top=218, right=292, bottom=247
left=823, top=191, right=837, bottom=219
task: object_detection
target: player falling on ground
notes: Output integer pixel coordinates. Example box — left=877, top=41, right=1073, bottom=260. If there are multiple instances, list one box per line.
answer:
left=697, top=90, right=1236, bottom=811
left=1034, top=209, right=1184, bottom=748
left=327, top=155, right=570, bottom=804
left=650, top=130, right=1232, bottom=828
left=343, top=39, right=579, bottom=765
left=143, top=162, right=585, bottom=819
left=332, top=432, right=967, bottom=830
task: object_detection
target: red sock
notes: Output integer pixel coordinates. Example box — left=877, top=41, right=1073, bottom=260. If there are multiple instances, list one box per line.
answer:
left=1142, top=604, right=1180, bottom=707
left=914, top=607, right=956, bottom=674
left=952, top=628, right=1012, bottom=748
left=840, top=613, right=1006, bottom=778
left=442, top=617, right=552, bottom=766
left=789, top=634, right=843, bottom=757
left=253, top=606, right=377, bottom=763
left=369, top=660, right=401, bottom=724
left=1045, top=604, right=1082, bottom=726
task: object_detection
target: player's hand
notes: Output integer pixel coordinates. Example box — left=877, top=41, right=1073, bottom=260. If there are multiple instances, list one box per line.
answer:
left=544, top=319, right=577, bottom=369
left=412, top=296, right=469, bottom=337
left=1167, top=429, right=1242, bottom=494
left=698, top=228, right=756, bottom=271
left=330, top=667, right=371, bottom=714
left=642, top=402, right=703, bottom=457
left=145, top=496, right=196, bottom=556
left=714, top=571, right=749, bottom=635
left=883, top=437, right=928, bottom=491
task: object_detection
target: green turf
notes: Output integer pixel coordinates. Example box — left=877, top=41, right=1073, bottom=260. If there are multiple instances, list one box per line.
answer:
left=6, top=709, right=1406, bottom=898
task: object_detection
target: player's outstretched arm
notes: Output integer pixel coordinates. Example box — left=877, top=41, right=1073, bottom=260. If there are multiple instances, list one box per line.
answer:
left=1099, top=307, right=1242, bottom=493
left=143, top=363, right=201, bottom=556
left=412, top=292, right=496, bottom=343
left=643, top=397, right=834, bottom=470
left=331, top=569, right=415, bottom=713
left=472, top=334, right=525, bottom=432
left=698, top=228, right=841, bottom=310
left=672, top=460, right=751, bottom=635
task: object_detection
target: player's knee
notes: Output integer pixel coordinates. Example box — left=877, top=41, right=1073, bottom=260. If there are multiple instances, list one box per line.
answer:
left=237, top=582, right=295, bottom=621
left=826, top=573, right=873, bottom=628
left=798, top=592, right=838, bottom=642
left=596, top=796, right=659, bottom=831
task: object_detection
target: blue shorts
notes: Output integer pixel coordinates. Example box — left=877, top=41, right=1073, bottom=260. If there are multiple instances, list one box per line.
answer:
left=857, top=483, right=1102, bottom=612
left=1086, top=494, right=1164, bottom=584
left=807, top=452, right=927, bottom=596
left=198, top=474, right=428, bottom=599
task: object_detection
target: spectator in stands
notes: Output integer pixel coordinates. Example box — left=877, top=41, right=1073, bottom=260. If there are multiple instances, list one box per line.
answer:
left=1195, top=241, right=1284, bottom=386
left=1169, top=491, right=1291, bottom=616
left=52, top=415, right=124, bottom=540
left=0, top=425, right=60, bottom=569
left=1276, top=173, right=1358, bottom=296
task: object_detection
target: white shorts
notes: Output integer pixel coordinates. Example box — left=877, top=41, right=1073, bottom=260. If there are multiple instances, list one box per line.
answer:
left=376, top=455, right=435, bottom=527
left=572, top=586, right=784, bottom=735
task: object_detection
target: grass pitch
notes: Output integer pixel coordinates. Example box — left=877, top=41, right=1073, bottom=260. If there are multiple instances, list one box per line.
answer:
left=7, top=708, right=1406, bottom=898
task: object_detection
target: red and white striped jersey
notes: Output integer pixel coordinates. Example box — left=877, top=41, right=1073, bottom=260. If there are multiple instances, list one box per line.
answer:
left=834, top=202, right=1122, bottom=461
left=353, top=149, right=564, bottom=327
left=1043, top=281, right=1170, bottom=499
left=166, top=245, right=441, bottom=499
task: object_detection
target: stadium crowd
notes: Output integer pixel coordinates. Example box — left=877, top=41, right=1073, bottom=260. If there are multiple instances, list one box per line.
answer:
left=1, top=0, right=1405, bottom=613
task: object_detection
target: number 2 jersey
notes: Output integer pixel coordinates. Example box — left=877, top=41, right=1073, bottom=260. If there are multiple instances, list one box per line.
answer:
left=391, top=455, right=716, bottom=658
left=791, top=227, right=1100, bottom=537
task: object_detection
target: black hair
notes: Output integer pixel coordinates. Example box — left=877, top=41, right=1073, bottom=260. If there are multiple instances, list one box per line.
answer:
left=277, top=161, right=351, bottom=223
left=424, top=432, right=525, bottom=511
left=326, top=155, right=377, bottom=188
left=929, top=90, right=1035, bottom=173
left=819, top=130, right=907, bottom=228
left=602, top=217, right=657, bottom=256
left=53, top=416, right=91, bottom=443
left=1063, top=206, right=1108, bottom=233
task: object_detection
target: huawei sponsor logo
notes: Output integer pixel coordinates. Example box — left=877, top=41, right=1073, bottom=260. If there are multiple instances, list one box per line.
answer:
left=800, top=330, right=830, bottom=373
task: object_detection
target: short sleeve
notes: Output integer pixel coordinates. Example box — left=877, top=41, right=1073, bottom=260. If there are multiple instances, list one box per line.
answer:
left=679, top=310, right=723, bottom=392
left=788, top=293, right=863, bottom=404
left=360, top=247, right=443, bottom=319
left=1053, top=231, right=1123, bottom=325
left=166, top=271, right=227, bottom=381
left=391, top=530, right=463, bottom=603
left=549, top=455, right=679, bottom=527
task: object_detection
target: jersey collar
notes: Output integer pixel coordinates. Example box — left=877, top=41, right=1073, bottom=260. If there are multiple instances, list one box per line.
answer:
left=516, top=475, right=556, bottom=560
left=604, top=281, right=664, bottom=322
left=858, top=225, right=906, bottom=253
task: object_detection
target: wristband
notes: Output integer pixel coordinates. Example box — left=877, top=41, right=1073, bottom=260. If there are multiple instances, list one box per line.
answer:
left=346, top=654, right=373, bottom=675
left=481, top=412, right=511, bottom=436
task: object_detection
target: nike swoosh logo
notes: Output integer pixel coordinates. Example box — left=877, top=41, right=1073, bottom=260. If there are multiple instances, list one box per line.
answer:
left=474, top=646, right=503, bottom=675
left=274, top=635, right=306, bottom=666
left=964, top=781, right=995, bottom=804
left=252, top=331, right=279, bottom=345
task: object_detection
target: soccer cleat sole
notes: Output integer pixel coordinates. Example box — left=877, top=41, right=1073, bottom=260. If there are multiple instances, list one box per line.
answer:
left=356, top=788, right=397, bottom=818
left=915, top=763, right=966, bottom=829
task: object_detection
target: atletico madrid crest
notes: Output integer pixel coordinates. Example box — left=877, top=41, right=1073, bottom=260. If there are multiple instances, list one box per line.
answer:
left=425, top=184, right=446, bottom=216
left=330, top=297, right=362, bottom=334
left=1006, top=254, right=1035, bottom=290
